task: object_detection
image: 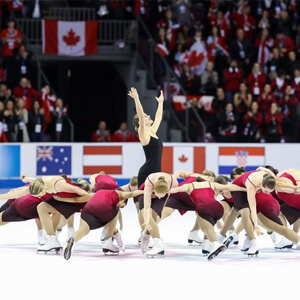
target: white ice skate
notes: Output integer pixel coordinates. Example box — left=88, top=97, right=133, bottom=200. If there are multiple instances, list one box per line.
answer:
left=37, top=229, right=46, bottom=245
left=102, top=237, right=119, bottom=255
left=113, top=230, right=125, bottom=251
left=55, top=228, right=62, bottom=238
left=217, top=233, right=225, bottom=243
left=67, top=226, right=75, bottom=240
left=275, top=236, right=294, bottom=250
left=202, top=238, right=212, bottom=255
left=207, top=241, right=226, bottom=261
left=229, top=230, right=239, bottom=245
left=37, top=235, right=62, bottom=254
left=141, top=231, right=151, bottom=253
left=240, top=235, right=251, bottom=252
left=267, top=231, right=277, bottom=244
left=223, top=232, right=239, bottom=249
left=101, top=227, right=107, bottom=242
left=145, top=238, right=164, bottom=257
left=247, top=239, right=259, bottom=257
left=188, top=230, right=202, bottom=244
left=295, top=240, right=300, bottom=249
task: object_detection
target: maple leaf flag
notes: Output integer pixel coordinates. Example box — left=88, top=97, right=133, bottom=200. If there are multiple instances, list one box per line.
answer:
left=42, top=20, right=98, bottom=56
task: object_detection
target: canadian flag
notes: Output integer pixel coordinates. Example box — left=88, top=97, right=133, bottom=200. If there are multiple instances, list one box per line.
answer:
left=161, top=146, right=205, bottom=174
left=157, top=43, right=169, bottom=57
left=188, top=41, right=207, bottom=76
left=42, top=20, right=98, bottom=56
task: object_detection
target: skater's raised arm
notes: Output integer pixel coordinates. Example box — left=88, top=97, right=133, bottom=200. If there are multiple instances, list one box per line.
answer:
left=151, top=90, right=164, bottom=134
left=0, top=186, right=29, bottom=200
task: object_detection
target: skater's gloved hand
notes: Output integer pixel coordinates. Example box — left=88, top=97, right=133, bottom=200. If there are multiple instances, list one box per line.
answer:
left=255, top=227, right=263, bottom=236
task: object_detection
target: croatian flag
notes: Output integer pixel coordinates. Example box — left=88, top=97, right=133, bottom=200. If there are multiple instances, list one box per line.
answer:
left=42, top=20, right=98, bottom=56
left=218, top=147, right=265, bottom=176
left=36, top=146, right=71, bottom=175
left=83, top=146, right=122, bottom=175
left=161, top=146, right=205, bottom=174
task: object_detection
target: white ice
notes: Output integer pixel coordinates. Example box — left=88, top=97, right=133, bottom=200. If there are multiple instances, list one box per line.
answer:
left=0, top=196, right=299, bottom=300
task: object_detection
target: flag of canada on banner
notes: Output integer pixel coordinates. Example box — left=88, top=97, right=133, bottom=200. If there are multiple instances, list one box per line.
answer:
left=42, top=20, right=98, bottom=56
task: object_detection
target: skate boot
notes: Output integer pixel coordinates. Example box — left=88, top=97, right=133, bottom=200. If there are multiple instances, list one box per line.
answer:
left=141, top=231, right=151, bottom=253
left=229, top=230, right=239, bottom=245
left=240, top=235, right=251, bottom=252
left=207, top=241, right=226, bottom=261
left=188, top=230, right=202, bottom=244
left=113, top=230, right=125, bottom=251
left=275, top=236, right=293, bottom=250
left=223, top=232, right=239, bottom=249
left=37, top=229, right=46, bottom=245
left=56, top=228, right=62, bottom=238
left=102, top=237, right=119, bottom=255
left=267, top=231, right=277, bottom=244
left=145, top=238, right=164, bottom=257
left=247, top=239, right=259, bottom=257
left=67, top=226, right=75, bottom=240
left=100, top=227, right=107, bottom=242
left=217, top=233, right=225, bottom=243
left=148, top=236, right=154, bottom=249
left=202, top=238, right=212, bottom=255
left=295, top=240, right=300, bottom=249
left=37, top=235, right=62, bottom=254
left=64, top=237, right=74, bottom=260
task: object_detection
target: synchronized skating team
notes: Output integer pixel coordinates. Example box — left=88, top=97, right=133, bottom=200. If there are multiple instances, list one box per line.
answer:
left=0, top=88, right=300, bottom=261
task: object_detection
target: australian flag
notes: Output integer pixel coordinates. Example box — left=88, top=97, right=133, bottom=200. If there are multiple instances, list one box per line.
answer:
left=36, top=146, right=71, bottom=175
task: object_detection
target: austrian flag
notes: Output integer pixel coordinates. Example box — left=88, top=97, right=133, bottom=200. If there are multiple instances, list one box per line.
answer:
left=42, top=20, right=98, bottom=56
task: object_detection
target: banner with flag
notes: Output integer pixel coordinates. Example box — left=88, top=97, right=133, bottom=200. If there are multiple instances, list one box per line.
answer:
left=188, top=41, right=207, bottom=76
left=161, top=146, right=205, bottom=174
left=218, top=147, right=265, bottom=176
left=42, top=20, right=98, bottom=56
left=83, top=146, right=122, bottom=175
left=36, top=146, right=71, bottom=175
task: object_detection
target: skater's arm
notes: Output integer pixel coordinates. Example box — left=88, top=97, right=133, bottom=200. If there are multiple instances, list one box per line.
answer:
left=119, top=190, right=144, bottom=200
left=168, top=184, right=190, bottom=194
left=173, top=170, right=193, bottom=180
left=0, top=186, right=29, bottom=200
left=54, top=194, right=93, bottom=203
left=256, top=167, right=275, bottom=177
left=275, top=180, right=299, bottom=192
left=20, top=174, right=37, bottom=183
left=151, top=90, right=164, bottom=134
left=55, top=181, right=89, bottom=196
left=246, top=183, right=262, bottom=235
left=214, top=183, right=247, bottom=192
left=143, top=184, right=153, bottom=229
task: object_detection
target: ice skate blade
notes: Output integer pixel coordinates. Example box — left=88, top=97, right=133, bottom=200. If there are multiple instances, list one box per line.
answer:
left=240, top=248, right=249, bottom=252
left=247, top=250, right=259, bottom=257
left=64, top=238, right=74, bottom=260
left=202, top=250, right=210, bottom=256
left=188, top=239, right=202, bottom=245
left=207, top=245, right=226, bottom=261
left=233, top=241, right=239, bottom=245
left=275, top=245, right=293, bottom=251
left=146, top=251, right=165, bottom=258
left=223, top=236, right=233, bottom=249
left=37, top=247, right=62, bottom=254
left=103, top=249, right=119, bottom=255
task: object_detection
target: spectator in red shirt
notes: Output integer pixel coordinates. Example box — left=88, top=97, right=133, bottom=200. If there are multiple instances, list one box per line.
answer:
left=264, top=102, right=284, bottom=143
left=208, top=9, right=230, bottom=39
left=0, top=19, right=22, bottom=58
left=291, top=68, right=300, bottom=98
left=14, top=77, right=38, bottom=111
left=243, top=101, right=263, bottom=142
left=257, top=84, right=276, bottom=115
left=274, top=30, right=295, bottom=58
left=39, top=85, right=56, bottom=124
left=247, top=63, right=266, bottom=101
left=112, top=122, right=134, bottom=142
left=92, top=121, right=111, bottom=142
left=232, top=4, right=255, bottom=39
left=270, top=71, right=287, bottom=100
left=224, top=60, right=242, bottom=103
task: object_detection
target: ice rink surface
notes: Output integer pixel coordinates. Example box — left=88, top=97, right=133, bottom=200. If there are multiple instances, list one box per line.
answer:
left=1, top=195, right=300, bottom=300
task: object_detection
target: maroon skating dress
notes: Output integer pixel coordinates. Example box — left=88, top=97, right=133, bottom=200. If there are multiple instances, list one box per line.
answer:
left=81, top=190, right=120, bottom=230
left=189, top=182, right=224, bottom=225
left=276, top=172, right=300, bottom=225
left=165, top=176, right=197, bottom=215
left=44, top=178, right=87, bottom=219
left=94, top=174, right=120, bottom=192
left=2, top=193, right=52, bottom=222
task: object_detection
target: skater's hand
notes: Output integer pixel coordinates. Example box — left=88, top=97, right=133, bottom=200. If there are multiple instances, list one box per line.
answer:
left=143, top=222, right=152, bottom=232
left=255, top=227, right=263, bottom=236
left=128, top=87, right=139, bottom=100
left=155, top=90, right=164, bottom=103
left=295, top=187, right=300, bottom=194
left=20, top=174, right=27, bottom=182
